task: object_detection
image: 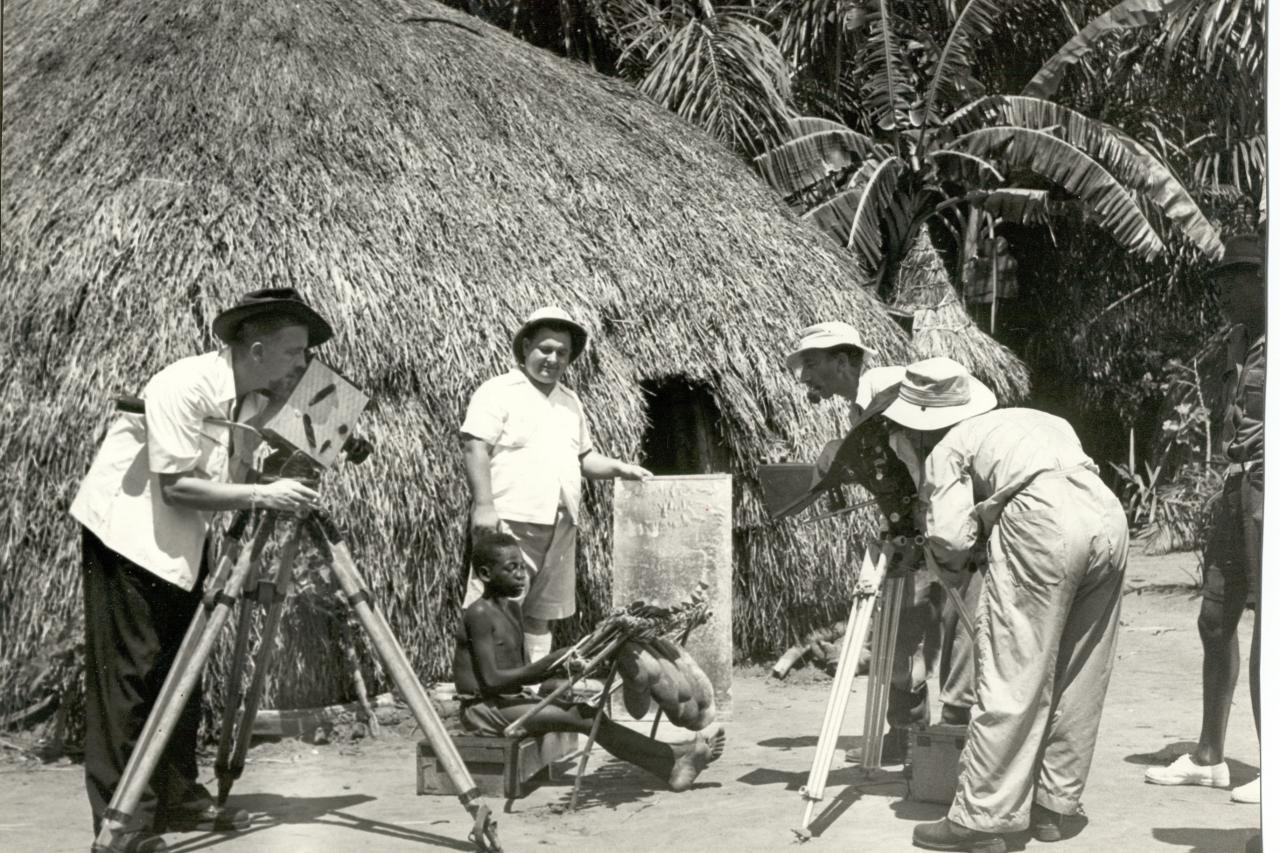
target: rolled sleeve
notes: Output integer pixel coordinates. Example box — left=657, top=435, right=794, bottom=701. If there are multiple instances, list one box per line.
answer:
left=578, top=408, right=594, bottom=457
left=922, top=446, right=980, bottom=573
left=144, top=373, right=208, bottom=474
left=461, top=383, right=504, bottom=445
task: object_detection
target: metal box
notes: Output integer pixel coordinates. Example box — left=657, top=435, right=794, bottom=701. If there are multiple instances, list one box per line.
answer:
left=907, top=723, right=968, bottom=804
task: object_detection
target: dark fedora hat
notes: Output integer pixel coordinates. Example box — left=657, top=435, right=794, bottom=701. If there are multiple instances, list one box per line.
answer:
left=1211, top=234, right=1264, bottom=275
left=212, top=288, right=334, bottom=346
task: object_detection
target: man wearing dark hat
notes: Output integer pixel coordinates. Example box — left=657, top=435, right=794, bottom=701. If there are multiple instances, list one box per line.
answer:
left=1145, top=233, right=1265, bottom=808
left=881, top=358, right=1129, bottom=853
left=460, top=306, right=651, bottom=663
left=70, top=288, right=333, bottom=852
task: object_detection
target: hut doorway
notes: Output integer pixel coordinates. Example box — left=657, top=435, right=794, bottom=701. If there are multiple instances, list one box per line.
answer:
left=640, top=377, right=731, bottom=475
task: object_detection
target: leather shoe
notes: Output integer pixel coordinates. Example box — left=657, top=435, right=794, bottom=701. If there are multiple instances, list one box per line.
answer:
left=160, top=801, right=251, bottom=833
left=1030, top=803, right=1063, bottom=842
left=912, top=817, right=1006, bottom=853
left=114, top=830, right=168, bottom=853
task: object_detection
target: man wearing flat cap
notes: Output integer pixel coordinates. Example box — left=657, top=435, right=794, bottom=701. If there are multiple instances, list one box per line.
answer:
left=71, top=288, right=333, bottom=851
left=785, top=322, right=952, bottom=765
left=1145, top=233, right=1265, bottom=809
left=879, top=358, right=1128, bottom=853
left=460, top=306, right=651, bottom=663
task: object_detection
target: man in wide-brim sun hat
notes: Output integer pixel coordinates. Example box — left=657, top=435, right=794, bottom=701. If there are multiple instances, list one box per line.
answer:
left=882, top=358, right=1129, bottom=853
left=459, top=306, right=651, bottom=664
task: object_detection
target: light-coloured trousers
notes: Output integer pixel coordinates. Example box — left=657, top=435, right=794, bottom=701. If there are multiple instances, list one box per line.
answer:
left=949, top=469, right=1128, bottom=833
left=463, top=509, right=579, bottom=621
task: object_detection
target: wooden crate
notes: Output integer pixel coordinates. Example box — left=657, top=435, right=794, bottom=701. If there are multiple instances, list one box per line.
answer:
left=906, top=723, right=968, bottom=804
left=416, top=732, right=578, bottom=800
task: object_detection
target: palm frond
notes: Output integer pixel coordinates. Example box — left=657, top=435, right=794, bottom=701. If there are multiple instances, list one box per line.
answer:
left=633, top=5, right=794, bottom=154
left=753, top=118, right=881, bottom=196
left=948, top=96, right=1222, bottom=257
left=1023, top=0, right=1200, bottom=99
left=922, top=0, right=1015, bottom=121
left=801, top=157, right=907, bottom=274
left=950, top=126, right=1164, bottom=258
left=857, top=0, right=915, bottom=132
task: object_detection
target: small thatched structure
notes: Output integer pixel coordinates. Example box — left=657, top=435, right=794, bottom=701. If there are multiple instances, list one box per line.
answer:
left=1, top=0, right=927, bottom=722
left=892, top=233, right=1031, bottom=403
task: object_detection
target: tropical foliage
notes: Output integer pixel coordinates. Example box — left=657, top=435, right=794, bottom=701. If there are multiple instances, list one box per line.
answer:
left=751, top=0, right=1227, bottom=298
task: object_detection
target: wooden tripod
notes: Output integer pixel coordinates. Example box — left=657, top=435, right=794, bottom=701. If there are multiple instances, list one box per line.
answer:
left=794, top=539, right=906, bottom=840
left=90, top=508, right=504, bottom=853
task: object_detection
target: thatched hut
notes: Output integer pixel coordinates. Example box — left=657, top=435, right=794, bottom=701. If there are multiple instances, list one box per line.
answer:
left=891, top=233, right=1032, bottom=403
left=0, top=0, right=947, bottom=721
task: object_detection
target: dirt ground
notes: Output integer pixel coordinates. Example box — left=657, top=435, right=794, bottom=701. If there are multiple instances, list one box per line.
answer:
left=1, top=551, right=1263, bottom=853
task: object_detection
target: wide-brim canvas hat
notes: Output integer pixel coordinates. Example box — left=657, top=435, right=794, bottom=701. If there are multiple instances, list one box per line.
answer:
left=212, top=287, right=334, bottom=346
left=1211, top=234, right=1264, bottom=275
left=785, top=321, right=877, bottom=373
left=882, top=357, right=997, bottom=431
left=512, top=306, right=589, bottom=363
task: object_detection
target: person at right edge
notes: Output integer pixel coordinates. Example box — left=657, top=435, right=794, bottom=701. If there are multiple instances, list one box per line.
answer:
left=1144, top=234, right=1264, bottom=837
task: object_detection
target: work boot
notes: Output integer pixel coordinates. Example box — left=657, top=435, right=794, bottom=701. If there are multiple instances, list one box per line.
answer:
left=844, top=728, right=910, bottom=766
left=158, top=784, right=250, bottom=833
left=1030, top=803, right=1064, bottom=842
left=160, top=801, right=251, bottom=833
left=912, top=818, right=1006, bottom=853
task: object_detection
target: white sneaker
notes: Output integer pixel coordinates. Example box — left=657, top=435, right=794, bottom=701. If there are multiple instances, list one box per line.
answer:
left=1144, top=754, right=1231, bottom=788
left=1231, top=776, right=1260, bottom=803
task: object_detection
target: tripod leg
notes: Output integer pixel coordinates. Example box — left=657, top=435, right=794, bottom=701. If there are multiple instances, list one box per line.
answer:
left=570, top=660, right=620, bottom=812
left=217, top=521, right=305, bottom=805
left=796, top=543, right=891, bottom=840
left=92, top=513, right=276, bottom=853
left=213, top=556, right=265, bottom=803
left=862, top=574, right=904, bottom=771
left=309, top=513, right=502, bottom=853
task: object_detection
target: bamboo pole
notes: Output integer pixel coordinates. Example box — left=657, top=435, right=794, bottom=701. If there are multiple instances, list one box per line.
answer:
left=570, top=661, right=620, bottom=812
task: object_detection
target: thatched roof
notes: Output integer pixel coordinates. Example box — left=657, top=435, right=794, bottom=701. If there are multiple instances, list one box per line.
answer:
left=0, top=0, right=922, bottom=715
left=891, top=232, right=1031, bottom=403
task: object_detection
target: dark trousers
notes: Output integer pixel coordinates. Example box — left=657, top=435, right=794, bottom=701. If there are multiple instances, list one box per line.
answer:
left=82, top=528, right=206, bottom=833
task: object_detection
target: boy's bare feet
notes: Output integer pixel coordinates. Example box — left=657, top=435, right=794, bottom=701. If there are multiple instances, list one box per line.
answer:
left=669, top=727, right=726, bottom=792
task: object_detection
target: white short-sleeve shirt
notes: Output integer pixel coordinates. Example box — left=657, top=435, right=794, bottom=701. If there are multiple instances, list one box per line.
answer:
left=70, top=349, right=264, bottom=590
left=461, top=369, right=594, bottom=526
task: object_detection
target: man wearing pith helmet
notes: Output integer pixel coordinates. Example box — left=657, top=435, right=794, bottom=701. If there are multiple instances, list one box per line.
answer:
left=460, top=306, right=651, bottom=663
left=71, top=288, right=334, bottom=851
left=880, top=358, right=1129, bottom=853
left=785, top=322, right=944, bottom=765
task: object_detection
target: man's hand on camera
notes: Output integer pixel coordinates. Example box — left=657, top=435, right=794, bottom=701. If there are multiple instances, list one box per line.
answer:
left=256, top=479, right=321, bottom=514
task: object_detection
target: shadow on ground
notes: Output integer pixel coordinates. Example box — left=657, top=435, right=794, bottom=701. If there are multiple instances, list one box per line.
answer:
left=165, top=793, right=474, bottom=853
left=1151, top=826, right=1257, bottom=852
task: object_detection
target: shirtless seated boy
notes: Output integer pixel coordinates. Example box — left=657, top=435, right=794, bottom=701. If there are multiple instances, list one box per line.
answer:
left=453, top=531, right=725, bottom=791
